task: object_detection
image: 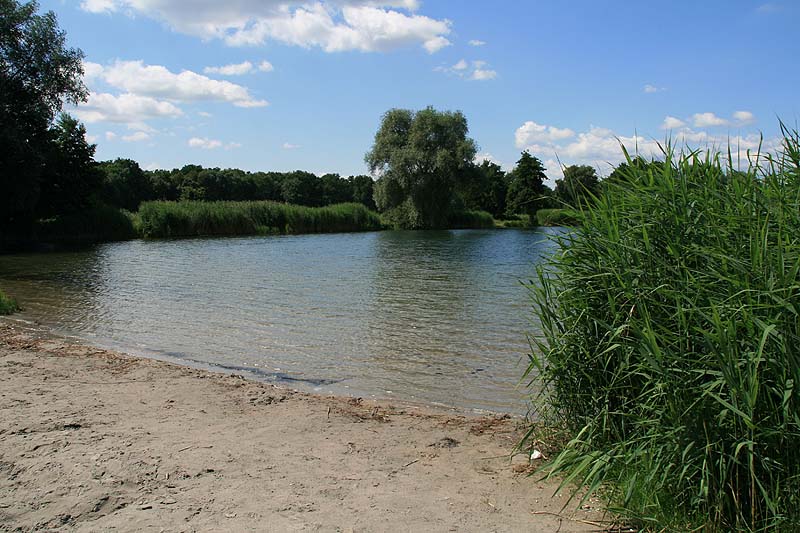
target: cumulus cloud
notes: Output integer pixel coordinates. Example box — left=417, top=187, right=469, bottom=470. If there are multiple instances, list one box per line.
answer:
left=468, top=39, right=486, bottom=46
left=204, top=61, right=255, bottom=76
left=258, top=60, right=274, bottom=72
left=105, top=131, right=117, bottom=140
left=99, top=60, right=268, bottom=107
left=188, top=137, right=223, bottom=149
left=282, top=142, right=301, bottom=149
left=74, top=92, right=183, bottom=124
left=81, top=1, right=452, bottom=54
left=692, top=112, right=728, bottom=128
left=470, top=67, right=497, bottom=81
left=514, top=117, right=780, bottom=183
left=661, top=116, right=687, bottom=129
left=644, top=84, right=666, bottom=93
left=122, top=131, right=151, bottom=142
left=733, top=110, right=756, bottom=126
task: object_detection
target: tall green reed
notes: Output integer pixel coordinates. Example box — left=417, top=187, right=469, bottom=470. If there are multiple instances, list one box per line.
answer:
left=136, top=200, right=383, bottom=238
left=524, top=125, right=800, bottom=531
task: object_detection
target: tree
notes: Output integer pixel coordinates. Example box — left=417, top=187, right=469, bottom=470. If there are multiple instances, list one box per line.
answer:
left=365, top=107, right=477, bottom=229
left=38, top=114, right=102, bottom=217
left=282, top=170, right=322, bottom=206
left=99, top=158, right=152, bottom=210
left=348, top=175, right=376, bottom=210
left=555, top=164, right=600, bottom=207
left=506, top=151, right=549, bottom=219
left=1, top=0, right=87, bottom=228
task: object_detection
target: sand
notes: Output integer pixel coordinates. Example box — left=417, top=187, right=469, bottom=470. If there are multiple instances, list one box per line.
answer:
left=0, top=321, right=609, bottom=532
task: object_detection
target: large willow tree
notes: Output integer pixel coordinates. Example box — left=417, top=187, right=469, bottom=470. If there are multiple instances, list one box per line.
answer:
left=365, top=107, right=477, bottom=229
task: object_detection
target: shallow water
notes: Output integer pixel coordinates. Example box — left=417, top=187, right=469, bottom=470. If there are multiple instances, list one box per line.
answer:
left=0, top=229, right=561, bottom=414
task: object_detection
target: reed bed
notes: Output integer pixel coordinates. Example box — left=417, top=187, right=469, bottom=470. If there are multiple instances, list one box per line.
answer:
left=136, top=200, right=383, bottom=238
left=535, top=208, right=578, bottom=227
left=524, top=126, right=800, bottom=531
left=447, top=210, right=495, bottom=229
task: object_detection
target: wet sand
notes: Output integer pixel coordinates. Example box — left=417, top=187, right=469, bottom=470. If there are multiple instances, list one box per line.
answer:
left=0, top=321, right=608, bottom=532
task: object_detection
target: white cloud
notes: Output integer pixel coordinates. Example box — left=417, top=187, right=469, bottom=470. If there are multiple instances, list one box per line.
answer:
left=692, top=112, right=728, bottom=128
left=258, top=60, right=274, bottom=72
left=204, top=61, right=254, bottom=76
left=436, top=59, right=497, bottom=81
left=75, top=92, right=183, bottom=124
left=470, top=68, right=496, bottom=81
left=733, top=110, right=756, bottom=126
left=513, top=117, right=782, bottom=183
left=661, top=116, right=687, bottom=129
left=474, top=152, right=505, bottom=168
left=282, top=142, right=301, bottom=149
left=82, top=61, right=105, bottom=82
left=644, top=84, right=666, bottom=94
left=122, top=131, right=150, bottom=142
left=100, top=60, right=268, bottom=107
left=198, top=111, right=212, bottom=118
left=225, top=142, right=243, bottom=150
left=515, top=121, right=576, bottom=146
left=105, top=131, right=117, bottom=140
left=80, top=0, right=116, bottom=13
left=468, top=39, right=486, bottom=46
left=188, top=137, right=223, bottom=149
left=85, top=134, right=98, bottom=143
left=87, top=2, right=453, bottom=54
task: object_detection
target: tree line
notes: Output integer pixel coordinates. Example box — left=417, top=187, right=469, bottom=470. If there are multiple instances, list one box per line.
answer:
left=97, top=160, right=377, bottom=212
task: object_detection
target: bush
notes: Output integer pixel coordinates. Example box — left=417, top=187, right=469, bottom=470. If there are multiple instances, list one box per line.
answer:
left=525, top=127, right=800, bottom=531
left=35, top=204, right=137, bottom=243
left=535, top=208, right=578, bottom=227
left=137, top=200, right=383, bottom=238
left=448, top=210, right=495, bottom=229
left=0, top=289, right=19, bottom=315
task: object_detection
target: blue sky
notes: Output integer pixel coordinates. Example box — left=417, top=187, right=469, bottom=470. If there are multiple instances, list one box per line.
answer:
left=43, top=0, right=800, bottom=183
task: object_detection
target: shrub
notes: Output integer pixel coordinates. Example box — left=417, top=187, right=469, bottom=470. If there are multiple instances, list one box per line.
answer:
left=448, top=210, right=495, bottom=229
left=524, top=127, right=800, bottom=531
left=35, top=204, right=137, bottom=243
left=0, top=289, right=19, bottom=315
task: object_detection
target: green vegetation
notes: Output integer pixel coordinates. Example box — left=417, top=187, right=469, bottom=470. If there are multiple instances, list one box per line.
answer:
left=525, top=127, right=800, bottom=531
left=534, top=208, right=578, bottom=227
left=447, top=210, right=495, bottom=229
left=137, top=201, right=383, bottom=238
left=36, top=204, right=137, bottom=243
left=0, top=289, right=19, bottom=315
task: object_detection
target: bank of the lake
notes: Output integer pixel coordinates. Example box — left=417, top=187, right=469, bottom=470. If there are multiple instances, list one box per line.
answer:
left=0, top=322, right=607, bottom=532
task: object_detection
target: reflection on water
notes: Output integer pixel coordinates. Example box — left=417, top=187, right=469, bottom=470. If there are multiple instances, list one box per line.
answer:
left=0, top=229, right=561, bottom=413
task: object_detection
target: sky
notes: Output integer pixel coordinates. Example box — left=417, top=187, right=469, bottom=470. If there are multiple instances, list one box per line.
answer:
left=41, top=0, right=800, bottom=184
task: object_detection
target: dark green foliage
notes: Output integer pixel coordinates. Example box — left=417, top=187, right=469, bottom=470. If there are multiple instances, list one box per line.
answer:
left=506, top=151, right=549, bottom=219
left=35, top=203, right=137, bottom=243
left=525, top=127, right=800, bottom=531
left=97, top=158, right=153, bottom=211
left=281, top=171, right=323, bottom=206
left=366, top=107, right=478, bottom=229
left=37, top=114, right=102, bottom=217
left=458, top=160, right=509, bottom=218
left=349, top=175, right=376, bottom=210
left=137, top=201, right=382, bottom=238
left=0, top=289, right=19, bottom=315
left=447, top=210, right=495, bottom=229
left=535, top=208, right=578, bottom=227
left=554, top=164, right=600, bottom=207
left=1, top=0, right=87, bottom=229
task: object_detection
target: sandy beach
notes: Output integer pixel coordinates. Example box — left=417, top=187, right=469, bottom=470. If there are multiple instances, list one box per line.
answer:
left=0, top=321, right=607, bottom=532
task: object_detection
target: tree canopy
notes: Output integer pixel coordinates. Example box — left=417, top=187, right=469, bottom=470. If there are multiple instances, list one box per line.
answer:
left=1, top=0, right=88, bottom=229
left=505, top=151, right=549, bottom=218
left=365, top=107, right=477, bottom=229
left=555, top=164, right=600, bottom=207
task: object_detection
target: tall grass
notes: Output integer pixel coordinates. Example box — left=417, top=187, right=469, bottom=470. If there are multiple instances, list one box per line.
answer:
left=448, top=210, right=495, bottom=229
left=0, top=289, right=19, bottom=315
left=137, top=200, right=383, bottom=238
left=535, top=208, right=579, bottom=227
left=524, top=126, right=800, bottom=531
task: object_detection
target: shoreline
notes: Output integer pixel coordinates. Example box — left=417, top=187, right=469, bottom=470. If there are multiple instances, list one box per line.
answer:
left=0, top=321, right=606, bottom=532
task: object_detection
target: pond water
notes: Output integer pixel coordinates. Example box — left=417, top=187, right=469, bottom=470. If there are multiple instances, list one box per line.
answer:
left=0, top=228, right=561, bottom=414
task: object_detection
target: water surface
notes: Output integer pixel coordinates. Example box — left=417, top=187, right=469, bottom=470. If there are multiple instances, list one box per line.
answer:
left=0, top=229, right=559, bottom=413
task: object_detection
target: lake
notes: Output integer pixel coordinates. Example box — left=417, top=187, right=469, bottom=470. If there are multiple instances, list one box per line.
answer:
left=0, top=228, right=561, bottom=414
